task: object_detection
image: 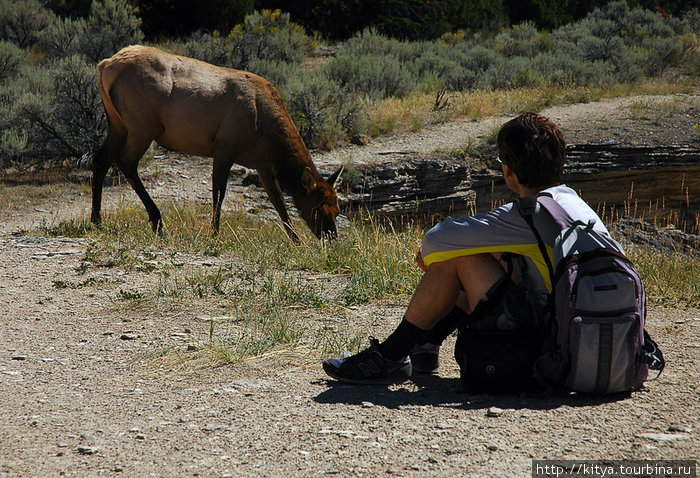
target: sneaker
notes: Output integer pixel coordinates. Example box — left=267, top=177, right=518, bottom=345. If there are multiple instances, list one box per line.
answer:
left=410, top=343, right=440, bottom=374
left=322, top=338, right=412, bottom=385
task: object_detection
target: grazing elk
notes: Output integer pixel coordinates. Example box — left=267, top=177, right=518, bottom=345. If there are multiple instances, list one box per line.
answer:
left=91, top=45, right=342, bottom=240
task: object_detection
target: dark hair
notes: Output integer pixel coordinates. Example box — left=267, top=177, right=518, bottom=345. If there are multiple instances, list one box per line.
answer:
left=496, top=112, right=566, bottom=189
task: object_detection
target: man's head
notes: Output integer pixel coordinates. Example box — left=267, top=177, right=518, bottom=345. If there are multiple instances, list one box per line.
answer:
left=497, top=113, right=566, bottom=190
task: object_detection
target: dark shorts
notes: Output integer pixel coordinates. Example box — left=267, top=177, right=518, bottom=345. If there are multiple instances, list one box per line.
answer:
left=467, top=276, right=547, bottom=331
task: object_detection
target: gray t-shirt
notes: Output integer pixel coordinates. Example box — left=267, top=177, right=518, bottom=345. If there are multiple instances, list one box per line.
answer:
left=421, top=184, right=613, bottom=292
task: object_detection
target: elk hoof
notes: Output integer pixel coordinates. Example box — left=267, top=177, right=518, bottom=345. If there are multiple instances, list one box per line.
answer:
left=151, top=218, right=164, bottom=236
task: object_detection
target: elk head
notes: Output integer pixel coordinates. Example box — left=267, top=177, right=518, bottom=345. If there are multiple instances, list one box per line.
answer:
left=299, top=166, right=343, bottom=239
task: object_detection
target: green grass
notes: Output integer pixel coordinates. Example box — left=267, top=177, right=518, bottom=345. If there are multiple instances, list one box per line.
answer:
left=36, top=201, right=423, bottom=360
left=629, top=246, right=700, bottom=309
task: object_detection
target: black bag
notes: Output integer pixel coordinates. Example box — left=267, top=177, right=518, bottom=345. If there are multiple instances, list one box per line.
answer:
left=454, top=263, right=545, bottom=393
left=455, top=328, right=541, bottom=392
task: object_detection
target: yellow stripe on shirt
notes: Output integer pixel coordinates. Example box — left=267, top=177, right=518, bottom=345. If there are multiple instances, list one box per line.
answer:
left=422, top=243, right=555, bottom=291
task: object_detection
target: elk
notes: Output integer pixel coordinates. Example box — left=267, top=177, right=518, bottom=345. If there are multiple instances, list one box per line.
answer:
left=91, top=45, right=343, bottom=241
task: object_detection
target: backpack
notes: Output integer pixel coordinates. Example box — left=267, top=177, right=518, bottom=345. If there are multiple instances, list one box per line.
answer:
left=519, top=194, right=665, bottom=394
left=453, top=267, right=544, bottom=393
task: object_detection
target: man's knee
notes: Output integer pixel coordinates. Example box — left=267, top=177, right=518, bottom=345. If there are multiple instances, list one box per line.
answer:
left=428, top=254, right=505, bottom=312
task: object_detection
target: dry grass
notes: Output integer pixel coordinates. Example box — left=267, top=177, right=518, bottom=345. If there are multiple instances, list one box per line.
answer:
left=365, top=78, right=698, bottom=136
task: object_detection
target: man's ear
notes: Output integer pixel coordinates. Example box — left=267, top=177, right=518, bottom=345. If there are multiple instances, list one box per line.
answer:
left=502, top=163, right=520, bottom=193
left=502, top=163, right=515, bottom=181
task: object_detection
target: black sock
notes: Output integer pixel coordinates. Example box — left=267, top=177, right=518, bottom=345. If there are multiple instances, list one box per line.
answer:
left=378, top=317, right=426, bottom=360
left=416, top=305, right=468, bottom=346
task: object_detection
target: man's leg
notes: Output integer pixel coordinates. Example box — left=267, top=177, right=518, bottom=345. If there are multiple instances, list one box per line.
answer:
left=378, top=254, right=505, bottom=359
left=323, top=254, right=505, bottom=384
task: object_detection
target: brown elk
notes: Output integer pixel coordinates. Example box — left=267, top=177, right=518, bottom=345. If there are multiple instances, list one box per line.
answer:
left=91, top=45, right=343, bottom=241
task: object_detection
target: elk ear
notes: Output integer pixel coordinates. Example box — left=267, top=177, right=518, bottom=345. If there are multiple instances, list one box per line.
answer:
left=327, top=166, right=344, bottom=188
left=301, top=167, right=317, bottom=193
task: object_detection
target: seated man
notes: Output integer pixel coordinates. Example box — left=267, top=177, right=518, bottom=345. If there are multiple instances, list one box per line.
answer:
left=323, top=112, right=616, bottom=385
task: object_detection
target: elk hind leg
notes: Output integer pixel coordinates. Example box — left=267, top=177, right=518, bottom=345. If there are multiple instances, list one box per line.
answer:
left=117, top=137, right=163, bottom=234
left=91, top=127, right=126, bottom=226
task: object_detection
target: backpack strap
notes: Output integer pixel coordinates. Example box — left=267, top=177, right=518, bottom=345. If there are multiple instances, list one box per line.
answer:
left=644, top=329, right=666, bottom=378
left=518, top=196, right=559, bottom=344
left=535, top=194, right=574, bottom=228
left=517, top=196, right=555, bottom=283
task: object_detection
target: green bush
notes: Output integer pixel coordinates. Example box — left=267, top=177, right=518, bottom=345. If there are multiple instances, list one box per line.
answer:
left=39, top=16, right=86, bottom=59
left=183, top=10, right=311, bottom=71
left=236, top=9, right=311, bottom=67
left=449, top=44, right=499, bottom=89
left=0, top=56, right=103, bottom=162
left=340, top=28, right=422, bottom=63
left=78, top=0, right=144, bottom=62
left=283, top=74, right=365, bottom=150
left=51, top=55, right=105, bottom=155
left=0, top=41, right=27, bottom=81
left=183, top=31, right=236, bottom=67
left=324, top=52, right=415, bottom=101
left=246, top=57, right=298, bottom=88
left=0, top=0, right=55, bottom=48
left=493, top=21, right=544, bottom=57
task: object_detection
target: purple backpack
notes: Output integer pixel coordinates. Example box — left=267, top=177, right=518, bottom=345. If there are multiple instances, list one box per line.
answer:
left=520, top=195, right=665, bottom=394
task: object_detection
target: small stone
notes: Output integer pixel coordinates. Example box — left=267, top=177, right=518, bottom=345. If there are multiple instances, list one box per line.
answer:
left=135, top=434, right=146, bottom=440
left=436, top=423, right=454, bottom=429
left=77, top=446, right=98, bottom=455
left=120, top=333, right=138, bottom=340
left=12, top=355, right=27, bottom=361
left=486, top=407, right=504, bottom=417
left=637, top=432, right=690, bottom=442
left=668, top=425, right=691, bottom=433
left=361, top=401, right=374, bottom=408
left=114, top=466, right=123, bottom=472
left=80, top=432, right=96, bottom=441
left=486, top=444, right=498, bottom=451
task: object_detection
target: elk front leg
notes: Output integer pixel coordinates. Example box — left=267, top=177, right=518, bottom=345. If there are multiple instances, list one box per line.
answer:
left=258, top=169, right=300, bottom=242
left=211, top=156, right=235, bottom=235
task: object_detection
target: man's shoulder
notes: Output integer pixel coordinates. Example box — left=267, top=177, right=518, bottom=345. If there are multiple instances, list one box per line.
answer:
left=540, top=184, right=579, bottom=199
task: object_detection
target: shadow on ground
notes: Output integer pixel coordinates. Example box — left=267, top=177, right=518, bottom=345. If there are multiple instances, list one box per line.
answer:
left=314, top=374, right=631, bottom=411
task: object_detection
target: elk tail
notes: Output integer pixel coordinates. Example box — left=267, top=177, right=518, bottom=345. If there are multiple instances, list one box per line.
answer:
left=98, top=59, right=127, bottom=137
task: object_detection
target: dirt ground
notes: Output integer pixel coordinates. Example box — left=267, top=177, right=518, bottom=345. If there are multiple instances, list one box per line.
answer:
left=0, top=94, right=698, bottom=478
